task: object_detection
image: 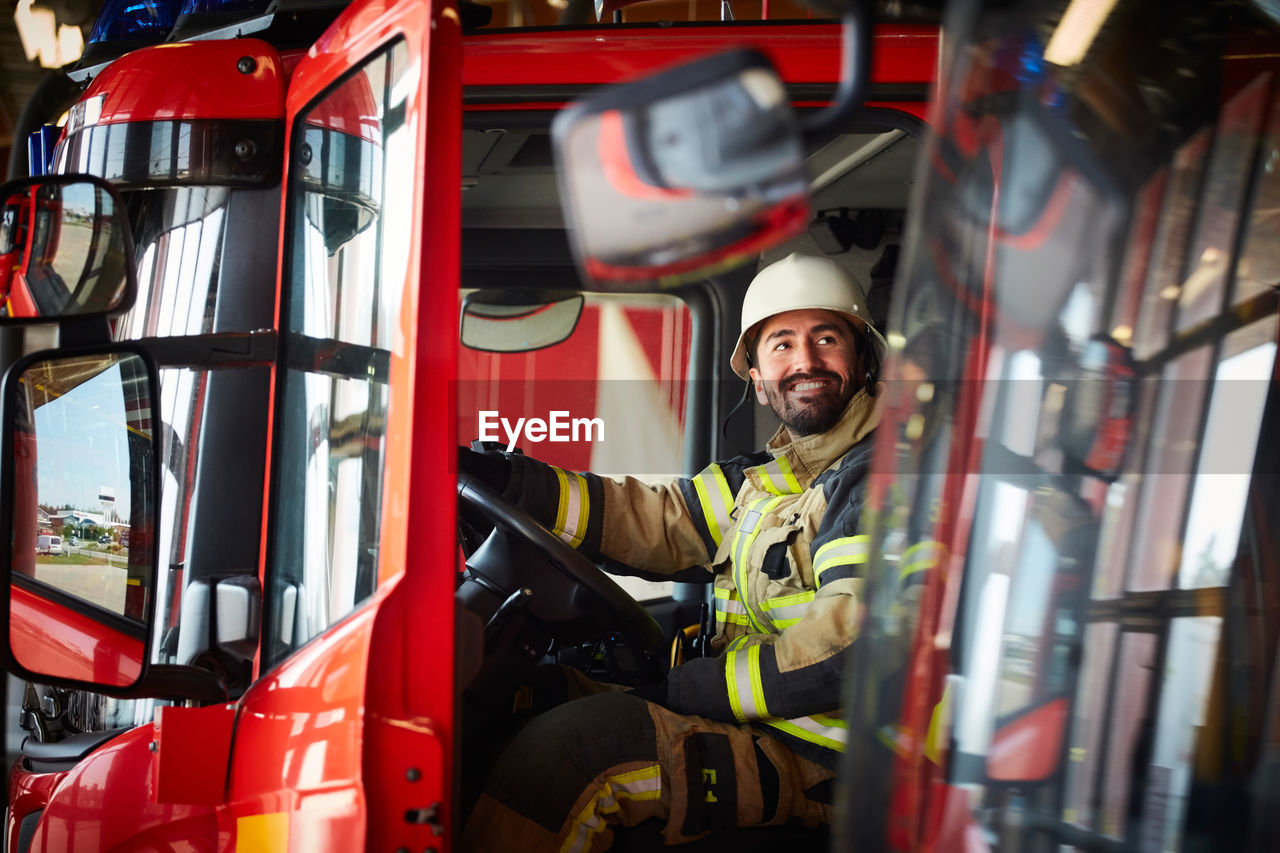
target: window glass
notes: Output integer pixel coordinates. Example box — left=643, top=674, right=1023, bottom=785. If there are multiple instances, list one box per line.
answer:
left=1109, top=169, right=1168, bottom=346
left=1234, top=80, right=1280, bottom=307
left=1126, top=346, right=1212, bottom=591
left=266, top=40, right=412, bottom=667
left=458, top=291, right=690, bottom=480
left=1144, top=616, right=1224, bottom=852
left=1134, top=130, right=1210, bottom=360
left=1099, top=631, right=1158, bottom=839
left=991, top=491, right=1088, bottom=724
left=1178, top=319, right=1277, bottom=588
left=1062, top=621, right=1119, bottom=831
left=1091, top=376, right=1160, bottom=599
left=1175, top=74, right=1271, bottom=333
left=457, top=291, right=691, bottom=602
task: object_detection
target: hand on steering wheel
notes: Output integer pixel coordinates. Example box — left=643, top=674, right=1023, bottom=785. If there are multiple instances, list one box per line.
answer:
left=456, top=472, right=668, bottom=682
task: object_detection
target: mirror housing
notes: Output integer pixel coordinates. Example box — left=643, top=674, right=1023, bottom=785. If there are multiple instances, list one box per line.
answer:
left=2, top=345, right=160, bottom=691
left=553, top=49, right=809, bottom=291
left=461, top=291, right=585, bottom=353
left=0, top=174, right=136, bottom=321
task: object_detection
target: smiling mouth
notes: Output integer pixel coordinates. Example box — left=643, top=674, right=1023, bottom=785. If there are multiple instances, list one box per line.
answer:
left=787, top=379, right=834, bottom=393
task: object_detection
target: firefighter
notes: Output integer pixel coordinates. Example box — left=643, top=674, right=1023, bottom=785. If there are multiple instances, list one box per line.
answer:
left=460, top=252, right=888, bottom=851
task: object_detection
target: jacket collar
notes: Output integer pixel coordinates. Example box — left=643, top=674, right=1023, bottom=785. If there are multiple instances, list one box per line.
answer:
left=749, top=384, right=883, bottom=491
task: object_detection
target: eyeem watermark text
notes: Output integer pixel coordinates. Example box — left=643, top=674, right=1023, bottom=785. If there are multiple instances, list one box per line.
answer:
left=478, top=410, right=605, bottom=452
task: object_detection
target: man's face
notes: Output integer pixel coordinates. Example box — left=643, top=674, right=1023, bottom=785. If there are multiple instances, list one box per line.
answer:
left=748, top=308, right=864, bottom=436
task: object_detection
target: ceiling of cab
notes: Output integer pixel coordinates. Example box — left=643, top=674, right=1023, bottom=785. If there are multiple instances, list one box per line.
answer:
left=460, top=124, right=922, bottom=233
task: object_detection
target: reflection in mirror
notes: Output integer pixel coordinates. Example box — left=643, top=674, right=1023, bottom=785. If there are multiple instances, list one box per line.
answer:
left=8, top=350, right=156, bottom=688
left=461, top=293, right=584, bottom=353
left=0, top=174, right=132, bottom=320
left=554, top=50, right=809, bottom=290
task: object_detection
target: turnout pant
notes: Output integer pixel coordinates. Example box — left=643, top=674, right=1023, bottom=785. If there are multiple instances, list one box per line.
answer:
left=461, top=690, right=837, bottom=852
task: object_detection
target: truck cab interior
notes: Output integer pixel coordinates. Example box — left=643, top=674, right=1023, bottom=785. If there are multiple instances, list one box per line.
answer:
left=452, top=98, right=925, bottom=832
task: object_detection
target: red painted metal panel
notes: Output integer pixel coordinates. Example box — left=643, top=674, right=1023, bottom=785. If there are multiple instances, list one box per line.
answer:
left=461, top=24, right=938, bottom=87
left=76, top=40, right=286, bottom=125
left=25, top=725, right=221, bottom=851
left=154, top=704, right=237, bottom=805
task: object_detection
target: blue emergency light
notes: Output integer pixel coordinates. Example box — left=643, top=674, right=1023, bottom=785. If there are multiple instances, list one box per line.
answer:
left=86, top=0, right=181, bottom=45
left=77, top=0, right=182, bottom=69
left=26, top=124, right=59, bottom=176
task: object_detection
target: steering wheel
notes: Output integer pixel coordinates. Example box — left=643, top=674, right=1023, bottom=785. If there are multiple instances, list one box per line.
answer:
left=456, top=473, right=668, bottom=681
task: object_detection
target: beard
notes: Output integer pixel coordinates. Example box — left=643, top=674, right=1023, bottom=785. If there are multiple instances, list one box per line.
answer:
left=762, top=370, right=857, bottom=437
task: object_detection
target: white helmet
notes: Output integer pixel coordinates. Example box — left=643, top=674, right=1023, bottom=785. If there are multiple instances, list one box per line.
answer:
left=730, top=253, right=887, bottom=380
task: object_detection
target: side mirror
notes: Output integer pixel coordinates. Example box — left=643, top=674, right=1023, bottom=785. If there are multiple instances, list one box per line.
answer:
left=3, top=346, right=159, bottom=690
left=0, top=174, right=135, bottom=321
left=460, top=291, right=584, bottom=353
left=553, top=49, right=809, bottom=290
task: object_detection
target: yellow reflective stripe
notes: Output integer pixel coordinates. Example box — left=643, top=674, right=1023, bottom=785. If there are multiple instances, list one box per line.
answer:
left=692, top=475, right=722, bottom=547
left=876, top=724, right=910, bottom=758
left=725, top=648, right=747, bottom=722
left=551, top=466, right=588, bottom=549
left=692, top=465, right=735, bottom=547
left=899, top=540, right=943, bottom=585
left=748, top=645, right=768, bottom=719
left=554, top=466, right=571, bottom=538
left=761, top=590, right=815, bottom=628
left=713, top=587, right=750, bottom=627
left=923, top=679, right=953, bottom=765
left=560, top=765, right=662, bottom=853
left=725, top=634, right=754, bottom=653
left=731, top=496, right=784, bottom=633
left=761, top=714, right=847, bottom=751
left=755, top=455, right=803, bottom=496
left=725, top=645, right=768, bottom=721
left=812, top=534, right=870, bottom=587
left=573, top=472, right=589, bottom=546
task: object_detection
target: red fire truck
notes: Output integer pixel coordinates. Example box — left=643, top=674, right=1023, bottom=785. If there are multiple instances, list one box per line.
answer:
left=1, top=0, right=1278, bottom=851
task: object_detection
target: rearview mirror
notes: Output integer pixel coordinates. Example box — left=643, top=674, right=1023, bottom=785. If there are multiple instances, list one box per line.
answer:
left=461, top=291, right=584, bottom=353
left=3, top=347, right=159, bottom=690
left=0, top=174, right=135, bottom=320
left=553, top=49, right=809, bottom=290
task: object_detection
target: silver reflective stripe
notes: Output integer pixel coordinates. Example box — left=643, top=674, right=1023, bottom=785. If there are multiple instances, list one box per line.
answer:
left=754, top=454, right=802, bottom=495
left=900, top=540, right=944, bottom=584
left=562, top=765, right=662, bottom=853
left=762, top=713, right=848, bottom=751
left=692, top=465, right=735, bottom=547
left=553, top=466, right=588, bottom=549
left=761, top=590, right=815, bottom=628
left=812, top=535, right=870, bottom=587
left=731, top=498, right=781, bottom=634
left=714, top=588, right=750, bottom=626
left=725, top=645, right=767, bottom=722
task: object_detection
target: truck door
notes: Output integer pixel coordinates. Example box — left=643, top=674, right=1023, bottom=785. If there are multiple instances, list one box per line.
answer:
left=215, top=0, right=460, bottom=848
left=840, top=1, right=1280, bottom=850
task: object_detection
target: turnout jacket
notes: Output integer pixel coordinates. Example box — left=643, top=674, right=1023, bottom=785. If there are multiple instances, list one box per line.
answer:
left=502, top=390, right=883, bottom=765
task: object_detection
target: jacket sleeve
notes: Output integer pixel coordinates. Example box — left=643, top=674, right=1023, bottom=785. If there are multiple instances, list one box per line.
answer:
left=664, top=441, right=875, bottom=723
left=502, top=453, right=749, bottom=576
